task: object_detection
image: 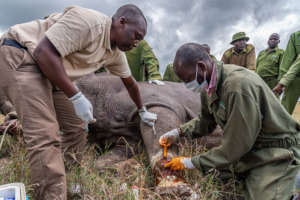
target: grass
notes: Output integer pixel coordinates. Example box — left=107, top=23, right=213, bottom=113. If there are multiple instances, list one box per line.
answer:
left=0, top=113, right=243, bottom=200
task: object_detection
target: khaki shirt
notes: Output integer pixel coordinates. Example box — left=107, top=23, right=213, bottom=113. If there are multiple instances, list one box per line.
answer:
left=5, top=6, right=131, bottom=80
left=180, top=62, right=300, bottom=173
left=221, top=44, right=256, bottom=70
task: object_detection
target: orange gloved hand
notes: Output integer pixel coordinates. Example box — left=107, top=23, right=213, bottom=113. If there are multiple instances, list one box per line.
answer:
left=159, top=128, right=180, bottom=146
left=164, top=156, right=194, bottom=171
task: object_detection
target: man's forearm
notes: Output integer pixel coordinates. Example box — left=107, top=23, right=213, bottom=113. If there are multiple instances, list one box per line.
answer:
left=279, top=57, right=300, bottom=87
left=121, top=76, right=143, bottom=109
left=33, top=37, right=77, bottom=98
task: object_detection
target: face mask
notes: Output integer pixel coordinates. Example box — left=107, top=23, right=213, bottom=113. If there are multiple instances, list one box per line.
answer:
left=185, top=65, right=208, bottom=93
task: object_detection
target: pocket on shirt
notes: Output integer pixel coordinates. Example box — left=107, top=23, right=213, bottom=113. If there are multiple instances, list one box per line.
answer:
left=0, top=45, right=26, bottom=71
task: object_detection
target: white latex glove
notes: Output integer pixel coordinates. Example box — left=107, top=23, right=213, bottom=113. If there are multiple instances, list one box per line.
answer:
left=148, top=80, right=165, bottom=86
left=181, top=157, right=195, bottom=169
left=69, top=92, right=94, bottom=123
left=138, top=106, right=157, bottom=127
left=159, top=128, right=180, bottom=146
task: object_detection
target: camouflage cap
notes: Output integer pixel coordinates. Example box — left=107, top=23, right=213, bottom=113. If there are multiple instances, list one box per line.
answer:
left=230, top=32, right=249, bottom=44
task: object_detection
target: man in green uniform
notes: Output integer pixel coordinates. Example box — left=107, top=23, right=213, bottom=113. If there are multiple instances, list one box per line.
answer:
left=163, top=63, right=183, bottom=82
left=222, top=32, right=256, bottom=70
left=125, top=40, right=164, bottom=85
left=256, top=33, right=284, bottom=89
left=159, top=43, right=300, bottom=200
left=202, top=43, right=218, bottom=62
left=273, top=31, right=300, bottom=114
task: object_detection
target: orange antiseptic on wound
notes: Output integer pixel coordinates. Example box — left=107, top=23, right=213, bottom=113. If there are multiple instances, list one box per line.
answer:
left=160, top=139, right=171, bottom=159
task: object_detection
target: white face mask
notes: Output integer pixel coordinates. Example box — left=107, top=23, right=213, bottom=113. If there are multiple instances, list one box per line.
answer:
left=184, top=65, right=208, bottom=93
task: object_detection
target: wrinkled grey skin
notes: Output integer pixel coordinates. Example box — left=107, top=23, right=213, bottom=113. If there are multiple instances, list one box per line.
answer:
left=0, top=96, right=14, bottom=115
left=77, top=74, right=222, bottom=172
left=77, top=74, right=199, bottom=141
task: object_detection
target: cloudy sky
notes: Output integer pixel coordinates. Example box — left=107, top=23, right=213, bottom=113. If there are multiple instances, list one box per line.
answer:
left=1, top=0, right=300, bottom=74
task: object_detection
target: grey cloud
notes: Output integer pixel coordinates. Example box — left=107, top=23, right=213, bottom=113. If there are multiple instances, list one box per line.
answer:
left=0, top=0, right=300, bottom=74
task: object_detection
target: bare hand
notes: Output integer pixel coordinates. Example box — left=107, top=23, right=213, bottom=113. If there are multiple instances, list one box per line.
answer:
left=272, top=83, right=284, bottom=96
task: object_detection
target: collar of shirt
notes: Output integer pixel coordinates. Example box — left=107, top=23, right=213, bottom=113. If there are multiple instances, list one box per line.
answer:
left=104, top=17, right=113, bottom=53
left=206, top=62, right=217, bottom=97
left=266, top=46, right=279, bottom=54
left=206, top=62, right=224, bottom=112
left=232, top=46, right=247, bottom=55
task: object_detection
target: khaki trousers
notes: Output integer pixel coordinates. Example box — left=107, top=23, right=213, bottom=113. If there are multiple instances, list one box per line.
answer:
left=0, top=40, right=86, bottom=200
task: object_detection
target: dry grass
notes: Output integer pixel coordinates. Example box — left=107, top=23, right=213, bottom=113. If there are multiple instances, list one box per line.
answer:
left=0, top=137, right=242, bottom=199
left=0, top=113, right=243, bottom=199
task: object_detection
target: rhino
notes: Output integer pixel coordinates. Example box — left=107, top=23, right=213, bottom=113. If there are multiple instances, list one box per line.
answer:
left=76, top=73, right=222, bottom=195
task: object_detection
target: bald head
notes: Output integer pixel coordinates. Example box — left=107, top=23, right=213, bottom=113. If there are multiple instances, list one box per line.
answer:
left=174, top=43, right=210, bottom=70
left=201, top=44, right=210, bottom=54
left=173, top=43, right=214, bottom=84
left=113, top=4, right=147, bottom=27
left=269, top=33, right=280, bottom=40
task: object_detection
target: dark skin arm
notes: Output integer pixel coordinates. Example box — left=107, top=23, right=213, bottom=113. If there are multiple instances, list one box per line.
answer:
left=33, top=37, right=78, bottom=98
left=272, top=83, right=285, bottom=96
left=121, top=76, right=143, bottom=109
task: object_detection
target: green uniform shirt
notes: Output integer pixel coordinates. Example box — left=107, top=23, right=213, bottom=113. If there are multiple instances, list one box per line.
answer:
left=163, top=64, right=183, bottom=82
left=210, top=54, right=218, bottom=63
left=180, top=62, right=300, bottom=173
left=256, top=47, right=284, bottom=78
left=125, top=40, right=162, bottom=81
left=279, top=31, right=300, bottom=86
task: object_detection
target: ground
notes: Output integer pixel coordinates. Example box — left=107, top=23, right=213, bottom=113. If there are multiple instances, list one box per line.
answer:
left=0, top=102, right=299, bottom=199
left=293, top=102, right=300, bottom=123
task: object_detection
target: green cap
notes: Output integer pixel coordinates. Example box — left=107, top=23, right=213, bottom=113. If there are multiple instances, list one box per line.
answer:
left=230, top=32, right=249, bottom=44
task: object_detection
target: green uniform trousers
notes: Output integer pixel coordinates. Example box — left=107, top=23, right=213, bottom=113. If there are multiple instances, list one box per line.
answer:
left=261, top=76, right=278, bottom=90
left=282, top=77, right=300, bottom=114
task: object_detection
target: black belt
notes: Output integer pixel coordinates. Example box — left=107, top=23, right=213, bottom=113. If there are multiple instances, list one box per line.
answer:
left=2, top=38, right=27, bottom=50
left=254, top=137, right=300, bottom=149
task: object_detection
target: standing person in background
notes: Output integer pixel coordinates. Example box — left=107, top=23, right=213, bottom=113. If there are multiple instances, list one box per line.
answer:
left=202, top=43, right=218, bottom=62
left=273, top=31, right=300, bottom=114
left=222, top=32, right=256, bottom=70
left=126, top=39, right=164, bottom=85
left=256, top=33, right=284, bottom=89
left=163, top=63, right=183, bottom=82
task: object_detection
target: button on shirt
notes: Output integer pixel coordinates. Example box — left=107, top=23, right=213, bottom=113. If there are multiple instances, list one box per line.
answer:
left=5, top=6, right=131, bottom=80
